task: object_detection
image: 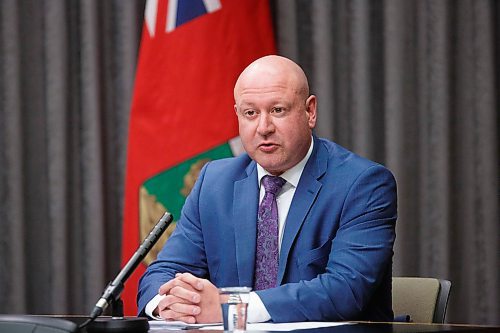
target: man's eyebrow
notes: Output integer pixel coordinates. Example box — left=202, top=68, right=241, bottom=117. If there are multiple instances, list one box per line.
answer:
left=237, top=101, right=257, bottom=108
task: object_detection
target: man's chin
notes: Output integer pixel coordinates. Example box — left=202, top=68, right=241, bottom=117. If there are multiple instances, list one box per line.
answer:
left=257, top=162, right=285, bottom=175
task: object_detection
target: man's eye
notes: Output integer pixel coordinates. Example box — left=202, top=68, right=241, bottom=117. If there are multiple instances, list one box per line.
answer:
left=272, top=107, right=284, bottom=114
left=244, top=110, right=256, bottom=117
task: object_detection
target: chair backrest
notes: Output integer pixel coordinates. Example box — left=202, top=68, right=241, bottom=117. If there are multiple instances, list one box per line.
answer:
left=392, top=277, right=451, bottom=323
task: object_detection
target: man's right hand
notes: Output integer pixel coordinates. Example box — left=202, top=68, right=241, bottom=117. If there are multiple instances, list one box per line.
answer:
left=155, top=273, right=203, bottom=323
left=155, top=273, right=222, bottom=324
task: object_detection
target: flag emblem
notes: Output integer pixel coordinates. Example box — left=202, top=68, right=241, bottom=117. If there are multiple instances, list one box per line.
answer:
left=139, top=138, right=244, bottom=265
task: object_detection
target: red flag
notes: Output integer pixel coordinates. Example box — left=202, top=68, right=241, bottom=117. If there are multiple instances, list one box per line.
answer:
left=121, top=0, right=276, bottom=315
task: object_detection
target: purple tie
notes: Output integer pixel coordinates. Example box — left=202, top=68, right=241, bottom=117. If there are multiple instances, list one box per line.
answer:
left=254, top=175, right=286, bottom=290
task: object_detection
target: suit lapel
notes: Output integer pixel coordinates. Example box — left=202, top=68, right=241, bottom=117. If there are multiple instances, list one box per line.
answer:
left=233, top=162, right=259, bottom=287
left=278, top=138, right=327, bottom=284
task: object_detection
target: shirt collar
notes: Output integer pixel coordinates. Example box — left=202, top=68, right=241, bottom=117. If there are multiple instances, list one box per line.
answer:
left=257, top=136, right=314, bottom=189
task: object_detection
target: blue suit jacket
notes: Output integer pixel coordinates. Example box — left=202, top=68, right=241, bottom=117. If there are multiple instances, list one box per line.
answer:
left=137, top=137, right=397, bottom=322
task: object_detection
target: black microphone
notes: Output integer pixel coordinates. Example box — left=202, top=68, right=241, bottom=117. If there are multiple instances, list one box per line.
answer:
left=81, top=211, right=173, bottom=332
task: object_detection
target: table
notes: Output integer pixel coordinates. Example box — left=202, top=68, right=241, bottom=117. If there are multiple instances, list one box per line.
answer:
left=4, top=315, right=498, bottom=333
left=148, top=321, right=499, bottom=333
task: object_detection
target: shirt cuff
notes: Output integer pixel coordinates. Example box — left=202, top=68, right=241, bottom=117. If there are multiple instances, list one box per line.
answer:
left=247, top=292, right=271, bottom=323
left=145, top=294, right=165, bottom=320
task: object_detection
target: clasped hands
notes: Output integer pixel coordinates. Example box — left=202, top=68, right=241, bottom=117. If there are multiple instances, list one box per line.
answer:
left=154, top=272, right=221, bottom=324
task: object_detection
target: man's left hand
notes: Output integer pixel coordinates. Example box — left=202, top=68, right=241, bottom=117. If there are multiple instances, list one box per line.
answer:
left=173, top=273, right=222, bottom=323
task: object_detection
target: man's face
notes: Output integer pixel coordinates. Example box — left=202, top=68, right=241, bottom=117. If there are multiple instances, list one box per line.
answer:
left=234, top=72, right=316, bottom=175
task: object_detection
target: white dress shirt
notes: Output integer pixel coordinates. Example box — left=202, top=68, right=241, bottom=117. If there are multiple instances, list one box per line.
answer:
left=146, top=138, right=314, bottom=322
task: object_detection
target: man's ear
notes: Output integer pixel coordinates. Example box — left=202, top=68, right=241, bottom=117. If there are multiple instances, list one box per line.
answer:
left=305, top=95, right=317, bottom=128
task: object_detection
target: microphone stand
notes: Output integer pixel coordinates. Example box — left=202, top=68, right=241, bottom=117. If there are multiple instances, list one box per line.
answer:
left=111, top=298, right=124, bottom=317
left=80, top=211, right=173, bottom=333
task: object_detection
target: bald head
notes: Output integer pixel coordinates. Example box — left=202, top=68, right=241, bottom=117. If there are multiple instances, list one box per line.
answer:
left=234, top=55, right=310, bottom=103
left=233, top=55, right=317, bottom=175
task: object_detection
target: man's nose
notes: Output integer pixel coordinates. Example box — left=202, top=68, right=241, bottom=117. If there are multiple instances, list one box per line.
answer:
left=256, top=113, right=275, bottom=136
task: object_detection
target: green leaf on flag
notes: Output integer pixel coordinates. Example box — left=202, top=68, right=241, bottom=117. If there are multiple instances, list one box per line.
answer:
left=139, top=142, right=235, bottom=265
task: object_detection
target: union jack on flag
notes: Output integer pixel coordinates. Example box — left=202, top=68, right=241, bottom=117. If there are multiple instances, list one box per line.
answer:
left=145, top=0, right=222, bottom=36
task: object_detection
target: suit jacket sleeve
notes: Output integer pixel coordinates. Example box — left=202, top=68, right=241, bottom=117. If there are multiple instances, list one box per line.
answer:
left=256, top=164, right=397, bottom=322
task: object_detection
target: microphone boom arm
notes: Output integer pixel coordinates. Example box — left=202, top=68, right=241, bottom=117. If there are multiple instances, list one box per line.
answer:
left=89, top=211, right=173, bottom=320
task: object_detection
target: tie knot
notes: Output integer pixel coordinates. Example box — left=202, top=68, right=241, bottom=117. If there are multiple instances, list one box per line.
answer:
left=261, top=175, right=286, bottom=195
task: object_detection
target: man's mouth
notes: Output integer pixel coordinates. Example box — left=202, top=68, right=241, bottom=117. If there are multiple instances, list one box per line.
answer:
left=258, top=142, right=279, bottom=152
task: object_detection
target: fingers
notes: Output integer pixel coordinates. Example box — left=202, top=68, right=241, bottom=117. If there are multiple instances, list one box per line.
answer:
left=175, top=272, right=204, bottom=291
left=159, top=297, right=200, bottom=315
left=158, top=273, right=204, bottom=296
left=159, top=287, right=201, bottom=308
left=157, top=293, right=201, bottom=321
left=159, top=306, right=196, bottom=324
left=158, top=278, right=182, bottom=296
left=159, top=275, right=197, bottom=296
left=160, top=281, right=200, bottom=307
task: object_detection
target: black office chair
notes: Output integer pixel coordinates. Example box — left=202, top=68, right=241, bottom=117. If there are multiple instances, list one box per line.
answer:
left=392, top=277, right=451, bottom=323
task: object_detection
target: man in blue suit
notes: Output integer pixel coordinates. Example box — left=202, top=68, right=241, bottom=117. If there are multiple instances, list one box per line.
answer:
left=137, top=55, right=397, bottom=323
